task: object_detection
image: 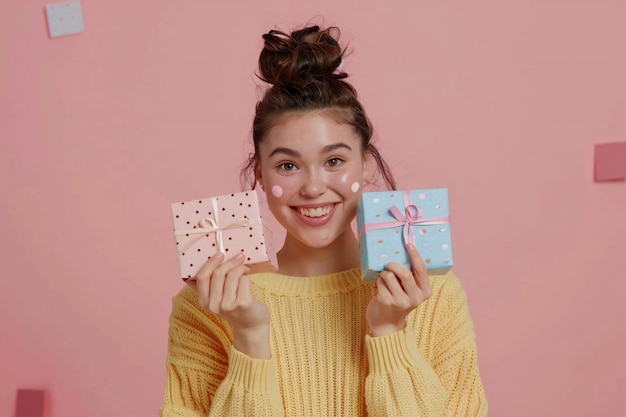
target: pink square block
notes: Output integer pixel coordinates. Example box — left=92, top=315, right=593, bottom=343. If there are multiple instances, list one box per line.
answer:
left=16, top=389, right=44, bottom=417
left=594, top=141, right=626, bottom=182
left=171, top=190, right=270, bottom=279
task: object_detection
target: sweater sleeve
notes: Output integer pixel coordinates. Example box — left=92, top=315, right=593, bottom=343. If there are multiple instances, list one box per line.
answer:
left=364, top=273, right=487, bottom=417
left=160, top=287, right=284, bottom=417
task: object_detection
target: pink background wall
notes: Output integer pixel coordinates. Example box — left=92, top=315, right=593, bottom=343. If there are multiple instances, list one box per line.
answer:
left=2, top=1, right=625, bottom=416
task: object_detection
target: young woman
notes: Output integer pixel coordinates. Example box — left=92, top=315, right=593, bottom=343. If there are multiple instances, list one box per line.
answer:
left=161, top=25, right=487, bottom=417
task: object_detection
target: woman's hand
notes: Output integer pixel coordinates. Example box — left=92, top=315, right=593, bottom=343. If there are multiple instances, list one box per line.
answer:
left=366, top=243, right=432, bottom=337
left=185, top=252, right=271, bottom=358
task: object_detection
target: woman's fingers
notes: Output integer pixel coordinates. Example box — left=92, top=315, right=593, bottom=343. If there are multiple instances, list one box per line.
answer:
left=384, top=262, right=419, bottom=300
left=368, top=244, right=434, bottom=337
left=406, top=242, right=432, bottom=297
left=237, top=274, right=253, bottom=305
left=381, top=243, right=432, bottom=306
left=194, top=253, right=225, bottom=310
left=190, top=252, right=247, bottom=312
left=208, top=253, right=246, bottom=311
left=406, top=243, right=427, bottom=279
left=220, top=264, right=251, bottom=310
left=377, top=269, right=405, bottom=301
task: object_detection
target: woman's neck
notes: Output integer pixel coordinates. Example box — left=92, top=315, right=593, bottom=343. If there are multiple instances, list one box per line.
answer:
left=276, top=228, right=361, bottom=277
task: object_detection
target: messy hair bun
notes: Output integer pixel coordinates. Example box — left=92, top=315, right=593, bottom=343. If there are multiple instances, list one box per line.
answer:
left=258, top=26, right=347, bottom=88
left=241, top=24, right=397, bottom=191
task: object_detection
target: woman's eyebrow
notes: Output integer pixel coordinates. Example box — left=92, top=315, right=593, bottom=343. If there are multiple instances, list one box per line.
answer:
left=268, top=142, right=353, bottom=158
left=268, top=147, right=300, bottom=158
left=322, top=143, right=352, bottom=153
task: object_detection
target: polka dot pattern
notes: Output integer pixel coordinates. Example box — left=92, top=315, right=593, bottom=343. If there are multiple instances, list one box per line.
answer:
left=171, top=190, right=270, bottom=279
left=356, top=188, right=453, bottom=281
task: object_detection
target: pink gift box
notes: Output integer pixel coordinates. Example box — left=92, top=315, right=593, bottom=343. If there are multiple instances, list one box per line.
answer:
left=171, top=190, right=270, bottom=279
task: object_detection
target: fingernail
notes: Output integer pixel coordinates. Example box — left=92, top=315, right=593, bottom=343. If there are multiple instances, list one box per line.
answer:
left=235, top=252, right=245, bottom=261
left=406, top=242, right=417, bottom=251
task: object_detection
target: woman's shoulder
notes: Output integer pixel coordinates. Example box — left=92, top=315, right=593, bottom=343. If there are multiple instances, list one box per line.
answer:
left=172, top=284, right=197, bottom=304
left=429, top=270, right=463, bottom=289
left=427, top=270, right=470, bottom=306
left=170, top=285, right=203, bottom=319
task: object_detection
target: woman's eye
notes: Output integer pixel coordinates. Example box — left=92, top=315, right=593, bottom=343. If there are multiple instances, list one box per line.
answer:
left=279, top=162, right=297, bottom=171
left=327, top=158, right=344, bottom=167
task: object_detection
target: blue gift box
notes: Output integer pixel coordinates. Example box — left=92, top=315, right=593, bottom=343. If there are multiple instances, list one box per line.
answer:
left=356, top=188, right=453, bottom=281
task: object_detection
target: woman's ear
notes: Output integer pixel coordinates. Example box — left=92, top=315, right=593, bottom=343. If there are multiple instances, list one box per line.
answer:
left=255, top=162, right=265, bottom=191
left=362, top=151, right=374, bottom=184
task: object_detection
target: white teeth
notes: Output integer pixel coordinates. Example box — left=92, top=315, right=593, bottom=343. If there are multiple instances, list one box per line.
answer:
left=298, top=205, right=332, bottom=218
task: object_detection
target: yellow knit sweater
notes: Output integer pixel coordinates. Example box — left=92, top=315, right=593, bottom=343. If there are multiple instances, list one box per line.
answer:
left=160, top=269, right=487, bottom=416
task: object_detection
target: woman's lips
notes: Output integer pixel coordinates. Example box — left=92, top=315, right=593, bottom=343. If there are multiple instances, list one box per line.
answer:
left=292, top=204, right=337, bottom=226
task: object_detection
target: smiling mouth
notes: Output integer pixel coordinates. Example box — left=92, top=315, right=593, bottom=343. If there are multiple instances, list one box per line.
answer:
left=295, top=204, right=335, bottom=218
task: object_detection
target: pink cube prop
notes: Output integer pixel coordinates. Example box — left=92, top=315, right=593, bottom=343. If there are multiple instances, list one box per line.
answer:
left=171, top=190, right=270, bottom=279
left=594, top=141, right=626, bottom=182
left=15, top=389, right=44, bottom=417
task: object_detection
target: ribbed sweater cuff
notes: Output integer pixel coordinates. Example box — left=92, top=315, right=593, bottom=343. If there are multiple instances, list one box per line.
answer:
left=224, top=346, right=278, bottom=395
left=365, top=327, right=420, bottom=375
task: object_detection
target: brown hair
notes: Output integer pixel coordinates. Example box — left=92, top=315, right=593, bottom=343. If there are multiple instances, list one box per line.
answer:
left=241, top=25, right=396, bottom=190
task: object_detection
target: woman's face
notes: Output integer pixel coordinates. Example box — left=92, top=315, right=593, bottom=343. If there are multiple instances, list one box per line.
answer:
left=256, top=110, right=367, bottom=249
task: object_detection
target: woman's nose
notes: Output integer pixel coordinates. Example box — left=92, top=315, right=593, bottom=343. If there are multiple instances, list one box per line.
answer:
left=300, top=170, right=326, bottom=197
